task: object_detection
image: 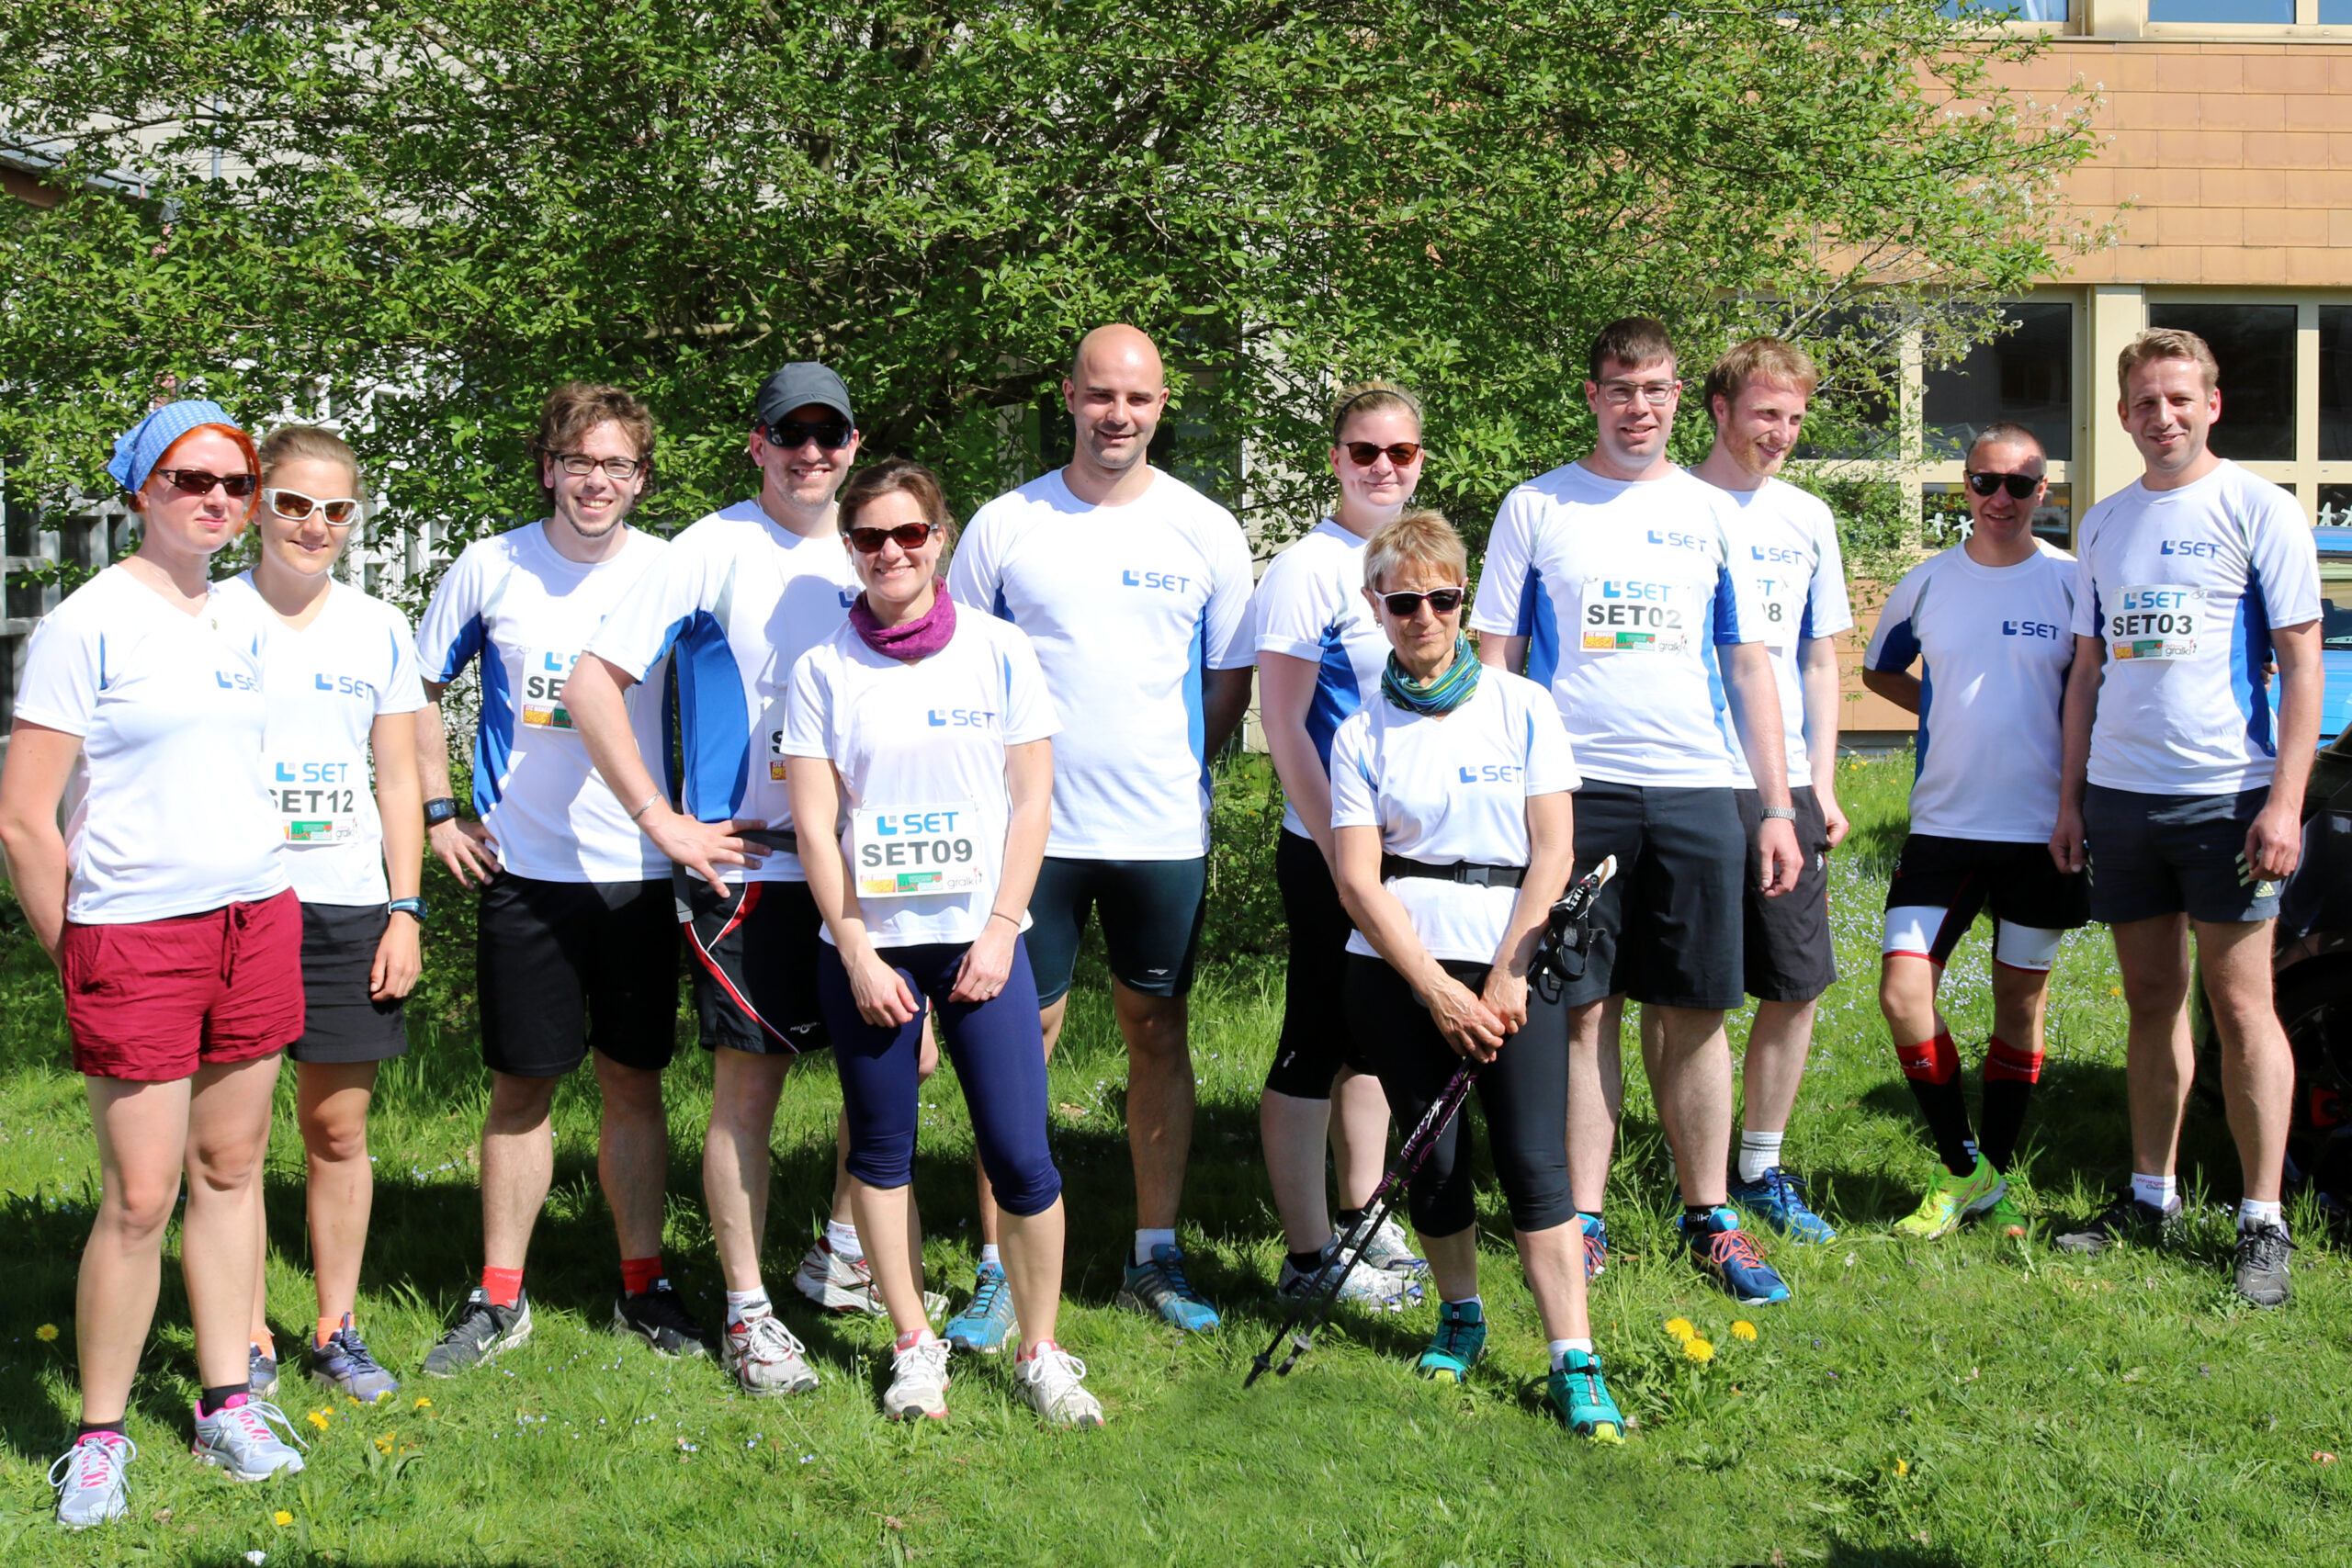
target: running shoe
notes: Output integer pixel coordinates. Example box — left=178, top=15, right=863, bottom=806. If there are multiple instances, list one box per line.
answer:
left=2052, top=1190, right=2182, bottom=1257
left=1012, top=1343, right=1105, bottom=1427
left=1277, top=1239, right=1420, bottom=1313
left=1680, top=1207, right=1792, bottom=1305
left=189, top=1397, right=306, bottom=1482
left=1893, top=1155, right=2006, bottom=1241
left=1727, top=1167, right=1838, bottom=1245
left=2233, top=1221, right=2294, bottom=1309
left=943, top=1262, right=1019, bottom=1355
left=420, top=1288, right=533, bottom=1379
left=1578, top=1213, right=1609, bottom=1280
left=247, top=1343, right=278, bottom=1400
left=1547, top=1349, right=1626, bottom=1442
left=881, top=1335, right=952, bottom=1422
left=793, top=1238, right=948, bottom=1319
left=1415, top=1299, right=1487, bottom=1383
left=614, top=1281, right=712, bottom=1359
left=50, top=1432, right=133, bottom=1529
left=1348, top=1214, right=1429, bottom=1278
left=311, top=1315, right=399, bottom=1404
left=1116, top=1244, right=1221, bottom=1333
left=1981, top=1187, right=2030, bottom=1240
left=722, top=1309, right=820, bottom=1395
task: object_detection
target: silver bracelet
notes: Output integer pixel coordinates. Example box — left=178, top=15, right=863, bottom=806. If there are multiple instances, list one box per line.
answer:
left=629, top=793, right=662, bottom=821
left=1758, top=805, right=1798, bottom=821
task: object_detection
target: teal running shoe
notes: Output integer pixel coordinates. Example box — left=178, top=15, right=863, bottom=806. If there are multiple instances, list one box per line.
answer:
left=1680, top=1207, right=1792, bottom=1305
left=1116, top=1244, right=1220, bottom=1333
left=1415, top=1299, right=1487, bottom=1382
left=1727, top=1167, right=1838, bottom=1245
left=943, top=1263, right=1018, bottom=1355
left=1547, top=1348, right=1625, bottom=1441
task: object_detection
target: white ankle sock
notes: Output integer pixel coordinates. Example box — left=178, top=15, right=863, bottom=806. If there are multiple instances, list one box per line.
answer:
left=725, top=1289, right=770, bottom=1325
left=1548, top=1337, right=1594, bottom=1370
left=2130, top=1172, right=2177, bottom=1211
left=826, top=1220, right=864, bottom=1261
left=2238, top=1198, right=2284, bottom=1231
left=978, top=1244, right=1001, bottom=1269
left=1134, top=1228, right=1176, bottom=1267
left=1443, top=1295, right=1483, bottom=1313
left=1737, top=1128, right=1785, bottom=1184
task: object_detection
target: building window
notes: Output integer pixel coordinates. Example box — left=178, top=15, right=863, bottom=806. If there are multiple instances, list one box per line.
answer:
left=1924, top=302, right=2072, bottom=463
left=2321, top=308, right=2352, bottom=464
left=2147, top=0, right=2293, bottom=17
left=1922, top=481, right=2074, bottom=549
left=2146, top=303, right=2295, bottom=463
left=2321, top=484, right=2352, bottom=530
left=1938, top=0, right=2068, bottom=15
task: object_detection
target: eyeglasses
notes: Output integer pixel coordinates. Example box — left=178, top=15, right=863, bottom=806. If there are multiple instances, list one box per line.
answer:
left=153, top=468, right=257, bottom=500
left=1965, top=470, right=2041, bottom=500
left=551, top=453, right=646, bottom=480
left=847, top=521, right=937, bottom=554
left=1375, top=586, right=1466, bottom=616
left=263, top=489, right=362, bottom=525
left=1343, top=441, right=1423, bottom=468
left=1595, top=380, right=1679, bottom=409
left=763, top=418, right=854, bottom=452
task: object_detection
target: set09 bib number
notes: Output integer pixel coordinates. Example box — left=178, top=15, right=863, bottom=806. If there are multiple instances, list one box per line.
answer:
left=852, top=804, right=986, bottom=898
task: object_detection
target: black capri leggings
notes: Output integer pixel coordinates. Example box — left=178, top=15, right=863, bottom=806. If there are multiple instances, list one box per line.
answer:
left=1264, top=829, right=1370, bottom=1100
left=1342, top=953, right=1574, bottom=1238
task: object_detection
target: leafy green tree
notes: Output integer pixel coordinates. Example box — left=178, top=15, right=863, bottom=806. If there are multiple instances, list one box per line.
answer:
left=0, top=1, right=2096, bottom=565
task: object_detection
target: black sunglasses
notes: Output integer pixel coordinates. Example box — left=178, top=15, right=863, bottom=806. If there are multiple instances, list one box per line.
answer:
left=153, top=468, right=257, bottom=500
left=847, top=522, right=936, bottom=554
left=1376, top=586, right=1465, bottom=616
left=763, top=417, right=854, bottom=452
left=1965, top=470, right=2041, bottom=500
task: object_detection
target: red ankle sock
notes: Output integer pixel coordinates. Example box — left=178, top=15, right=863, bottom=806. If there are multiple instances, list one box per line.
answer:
left=481, top=1266, right=525, bottom=1309
left=620, top=1256, right=664, bottom=1297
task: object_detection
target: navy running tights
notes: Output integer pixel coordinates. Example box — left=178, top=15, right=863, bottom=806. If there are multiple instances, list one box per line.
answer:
left=816, top=936, right=1062, bottom=1217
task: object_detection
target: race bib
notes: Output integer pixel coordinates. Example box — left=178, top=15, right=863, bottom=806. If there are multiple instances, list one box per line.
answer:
left=1747, top=574, right=1802, bottom=651
left=266, top=755, right=363, bottom=845
left=852, top=804, right=987, bottom=898
left=520, top=647, right=579, bottom=729
left=2109, top=585, right=2205, bottom=661
left=1580, top=578, right=1689, bottom=653
left=769, top=726, right=789, bottom=783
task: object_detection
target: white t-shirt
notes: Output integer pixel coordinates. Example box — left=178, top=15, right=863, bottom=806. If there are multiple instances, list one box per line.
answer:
left=1250, top=518, right=1390, bottom=838
left=947, top=468, right=1255, bottom=859
left=1714, top=477, right=1855, bottom=789
left=1328, top=669, right=1579, bottom=965
left=1864, top=541, right=2078, bottom=843
left=13, top=566, right=288, bottom=923
left=782, top=611, right=1059, bottom=950
left=212, top=573, right=426, bottom=906
left=414, top=522, right=672, bottom=883
left=2070, top=460, right=2323, bottom=796
left=585, top=500, right=862, bottom=884
left=1468, top=463, right=1755, bottom=788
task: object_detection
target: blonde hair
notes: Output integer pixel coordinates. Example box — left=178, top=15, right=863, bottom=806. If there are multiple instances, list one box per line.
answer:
left=259, top=424, right=363, bottom=494
left=1363, top=508, right=1466, bottom=593
left=1329, top=380, right=1423, bottom=443
left=1702, top=337, right=1819, bottom=413
left=2118, top=329, right=2220, bottom=395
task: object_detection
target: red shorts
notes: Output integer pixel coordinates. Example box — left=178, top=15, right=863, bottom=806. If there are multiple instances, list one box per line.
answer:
left=63, top=889, right=306, bottom=1082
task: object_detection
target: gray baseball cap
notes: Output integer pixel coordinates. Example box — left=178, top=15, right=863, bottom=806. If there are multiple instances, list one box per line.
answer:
left=753, top=363, right=854, bottom=430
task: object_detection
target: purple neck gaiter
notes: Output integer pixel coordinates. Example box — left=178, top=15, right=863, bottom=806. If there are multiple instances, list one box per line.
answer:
left=850, top=583, right=956, bottom=662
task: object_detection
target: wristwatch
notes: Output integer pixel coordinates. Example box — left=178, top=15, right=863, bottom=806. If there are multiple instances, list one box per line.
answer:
left=424, top=796, right=460, bottom=828
left=1758, top=805, right=1799, bottom=821
left=388, top=897, right=430, bottom=924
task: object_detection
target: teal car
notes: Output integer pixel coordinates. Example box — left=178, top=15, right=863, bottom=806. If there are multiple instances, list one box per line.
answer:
left=2321, top=527, right=2352, bottom=740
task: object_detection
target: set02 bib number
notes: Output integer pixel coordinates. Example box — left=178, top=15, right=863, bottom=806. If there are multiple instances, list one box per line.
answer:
left=521, top=647, right=579, bottom=729
left=852, top=804, right=986, bottom=898
left=266, top=756, right=362, bottom=844
left=2109, top=585, right=2204, bottom=661
left=1580, top=579, right=1688, bottom=653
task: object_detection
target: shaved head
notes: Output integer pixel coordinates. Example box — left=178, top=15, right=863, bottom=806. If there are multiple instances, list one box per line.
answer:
left=1069, top=323, right=1165, bottom=391
left=1062, top=323, right=1170, bottom=494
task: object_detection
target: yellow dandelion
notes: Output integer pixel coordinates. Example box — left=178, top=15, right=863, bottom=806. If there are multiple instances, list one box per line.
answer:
left=413, top=1397, right=433, bottom=1410
left=35, top=1323, right=59, bottom=1342
left=273, top=1510, right=293, bottom=1527
left=1683, top=1337, right=1714, bottom=1364
left=306, top=1410, right=330, bottom=1430
left=1664, top=1316, right=1696, bottom=1342
left=1896, top=1460, right=1910, bottom=1477
left=374, top=1434, right=394, bottom=1452
left=1731, top=1320, right=1758, bottom=1341
left=2109, top=986, right=2123, bottom=997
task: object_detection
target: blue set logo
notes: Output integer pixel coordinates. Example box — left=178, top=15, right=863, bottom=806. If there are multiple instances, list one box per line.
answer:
left=2159, top=539, right=2221, bottom=559
left=2001, top=619, right=2063, bottom=640
left=1645, top=529, right=1709, bottom=551
left=214, top=670, right=259, bottom=692
left=870, top=808, right=965, bottom=836
left=1601, top=580, right=1674, bottom=603
left=1457, top=762, right=1526, bottom=784
left=1750, top=544, right=1804, bottom=565
left=838, top=589, right=857, bottom=609
left=927, top=707, right=997, bottom=728
left=275, top=761, right=354, bottom=784
left=313, top=672, right=375, bottom=697
left=1122, top=569, right=1193, bottom=592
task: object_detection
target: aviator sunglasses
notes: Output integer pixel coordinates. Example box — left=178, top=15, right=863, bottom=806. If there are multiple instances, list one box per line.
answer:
left=1965, top=469, right=2041, bottom=500
left=153, top=468, right=258, bottom=500
left=847, top=521, right=938, bottom=553
left=1343, top=441, right=1422, bottom=468
left=1375, top=586, right=1465, bottom=616
left=264, top=488, right=362, bottom=525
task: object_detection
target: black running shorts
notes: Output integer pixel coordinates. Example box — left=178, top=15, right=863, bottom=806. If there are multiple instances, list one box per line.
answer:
left=288, top=901, right=409, bottom=1066
left=1023, top=855, right=1207, bottom=1007
left=1263, top=830, right=1370, bottom=1099
left=677, top=874, right=830, bottom=1056
left=1883, top=832, right=2090, bottom=965
left=1734, top=785, right=1838, bottom=1004
left=1556, top=780, right=1746, bottom=1011
left=2085, top=784, right=2283, bottom=926
left=478, top=873, right=682, bottom=1077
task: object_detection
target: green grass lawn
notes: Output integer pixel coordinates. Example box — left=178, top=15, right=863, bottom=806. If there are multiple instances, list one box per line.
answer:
left=3, top=756, right=2348, bottom=1566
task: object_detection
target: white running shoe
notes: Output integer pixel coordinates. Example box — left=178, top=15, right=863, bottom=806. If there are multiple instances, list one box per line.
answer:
left=1350, top=1214, right=1429, bottom=1277
left=723, top=1310, right=820, bottom=1396
left=881, top=1336, right=952, bottom=1422
left=1013, top=1343, right=1104, bottom=1428
left=189, top=1398, right=306, bottom=1481
left=1276, top=1240, right=1420, bottom=1311
left=51, top=1433, right=134, bottom=1529
left=793, top=1239, right=947, bottom=1319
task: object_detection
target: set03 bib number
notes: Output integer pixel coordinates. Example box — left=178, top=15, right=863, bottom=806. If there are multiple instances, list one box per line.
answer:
left=266, top=756, right=363, bottom=844
left=1580, top=579, right=1688, bottom=653
left=852, top=804, right=986, bottom=898
left=2109, top=585, right=2204, bottom=661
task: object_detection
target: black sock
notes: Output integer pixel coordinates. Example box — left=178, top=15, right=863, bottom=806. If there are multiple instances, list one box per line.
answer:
left=198, top=1383, right=245, bottom=1417
left=1979, top=1079, right=2033, bottom=1172
left=1577, top=1209, right=1603, bottom=1225
left=1905, top=1076, right=1979, bottom=1178
left=76, top=1419, right=126, bottom=1442
left=1335, top=1207, right=1366, bottom=1232
left=1286, top=1247, right=1328, bottom=1275
left=1682, top=1203, right=1716, bottom=1228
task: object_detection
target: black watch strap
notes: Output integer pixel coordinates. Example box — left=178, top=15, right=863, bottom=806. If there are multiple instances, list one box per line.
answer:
left=424, top=796, right=460, bottom=828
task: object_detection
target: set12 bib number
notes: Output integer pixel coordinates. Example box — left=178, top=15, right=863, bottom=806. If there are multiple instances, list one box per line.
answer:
left=266, top=755, right=363, bottom=844
left=2109, top=585, right=2204, bottom=661
left=1580, top=579, right=1688, bottom=653
left=521, top=647, right=579, bottom=729
left=852, top=804, right=986, bottom=898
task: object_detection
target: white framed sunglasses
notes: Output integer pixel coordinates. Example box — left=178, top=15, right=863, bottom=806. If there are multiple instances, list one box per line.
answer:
left=263, top=488, right=363, bottom=525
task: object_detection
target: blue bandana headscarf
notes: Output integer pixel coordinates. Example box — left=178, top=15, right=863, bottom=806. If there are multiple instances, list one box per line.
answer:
left=1381, top=635, right=1481, bottom=716
left=107, top=400, right=238, bottom=493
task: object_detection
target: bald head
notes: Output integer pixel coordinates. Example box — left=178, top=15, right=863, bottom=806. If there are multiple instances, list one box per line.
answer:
left=1063, top=323, right=1170, bottom=491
